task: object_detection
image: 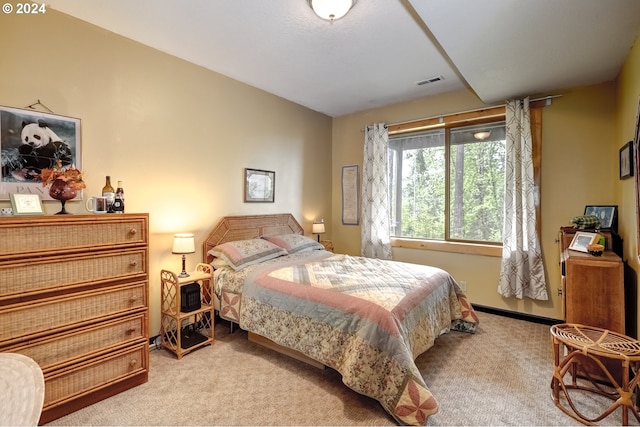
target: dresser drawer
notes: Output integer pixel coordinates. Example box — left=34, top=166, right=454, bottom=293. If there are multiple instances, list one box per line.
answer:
left=4, top=313, right=146, bottom=372
left=43, top=343, right=147, bottom=409
left=0, top=249, right=147, bottom=300
left=0, top=282, right=147, bottom=346
left=0, top=215, right=147, bottom=260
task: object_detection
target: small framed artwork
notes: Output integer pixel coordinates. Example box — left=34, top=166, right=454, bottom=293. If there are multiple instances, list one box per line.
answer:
left=568, top=231, right=601, bottom=253
left=10, top=193, right=44, bottom=215
left=244, top=168, right=275, bottom=203
left=584, top=205, right=618, bottom=231
left=620, top=141, right=634, bottom=179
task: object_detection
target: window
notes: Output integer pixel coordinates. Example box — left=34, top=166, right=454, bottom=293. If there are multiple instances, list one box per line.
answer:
left=389, top=119, right=506, bottom=244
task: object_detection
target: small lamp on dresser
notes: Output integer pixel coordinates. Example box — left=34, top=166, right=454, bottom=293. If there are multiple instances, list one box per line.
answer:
left=172, top=233, right=195, bottom=277
left=312, top=219, right=325, bottom=242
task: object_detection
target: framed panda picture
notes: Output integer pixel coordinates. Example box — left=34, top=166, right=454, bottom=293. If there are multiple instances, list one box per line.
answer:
left=0, top=105, right=81, bottom=200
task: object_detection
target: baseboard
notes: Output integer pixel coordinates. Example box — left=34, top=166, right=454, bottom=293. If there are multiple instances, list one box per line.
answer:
left=149, top=335, right=161, bottom=350
left=473, top=304, right=563, bottom=326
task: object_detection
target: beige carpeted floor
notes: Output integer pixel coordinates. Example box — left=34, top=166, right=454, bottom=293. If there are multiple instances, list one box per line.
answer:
left=46, top=311, right=639, bottom=426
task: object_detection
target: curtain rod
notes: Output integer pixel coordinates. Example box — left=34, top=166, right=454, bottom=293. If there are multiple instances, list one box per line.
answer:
left=362, top=94, right=562, bottom=131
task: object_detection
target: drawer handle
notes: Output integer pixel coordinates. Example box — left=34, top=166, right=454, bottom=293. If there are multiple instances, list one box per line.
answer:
left=126, top=327, right=137, bottom=335
left=129, top=296, right=139, bottom=303
left=129, top=228, right=137, bottom=235
left=130, top=260, right=138, bottom=267
left=129, top=358, right=138, bottom=367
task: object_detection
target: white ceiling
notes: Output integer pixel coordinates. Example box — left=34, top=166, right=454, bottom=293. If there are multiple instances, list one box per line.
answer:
left=45, top=0, right=640, bottom=117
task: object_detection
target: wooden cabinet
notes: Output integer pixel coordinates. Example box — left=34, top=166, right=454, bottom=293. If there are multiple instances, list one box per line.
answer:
left=0, top=214, right=149, bottom=424
left=559, top=227, right=625, bottom=383
left=160, top=263, right=214, bottom=359
left=561, top=250, right=625, bottom=333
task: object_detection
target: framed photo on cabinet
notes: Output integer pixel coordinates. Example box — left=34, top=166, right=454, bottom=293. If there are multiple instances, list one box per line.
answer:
left=584, top=205, right=618, bottom=231
left=568, top=231, right=600, bottom=253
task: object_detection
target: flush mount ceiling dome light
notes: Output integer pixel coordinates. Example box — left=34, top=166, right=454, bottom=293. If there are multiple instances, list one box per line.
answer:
left=473, top=131, right=491, bottom=140
left=308, top=0, right=357, bottom=22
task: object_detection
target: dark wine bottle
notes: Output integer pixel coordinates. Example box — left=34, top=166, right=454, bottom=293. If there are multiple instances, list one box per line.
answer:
left=113, top=180, right=125, bottom=214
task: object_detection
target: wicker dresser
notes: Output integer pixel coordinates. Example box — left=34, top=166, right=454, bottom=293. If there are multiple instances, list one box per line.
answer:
left=0, top=213, right=149, bottom=424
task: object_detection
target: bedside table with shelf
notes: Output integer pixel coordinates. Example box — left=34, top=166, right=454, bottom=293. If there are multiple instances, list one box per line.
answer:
left=320, top=240, right=334, bottom=252
left=160, top=263, right=214, bottom=359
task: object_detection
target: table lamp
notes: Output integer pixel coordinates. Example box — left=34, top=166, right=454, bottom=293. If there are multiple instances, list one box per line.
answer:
left=312, top=219, right=325, bottom=242
left=172, top=233, right=195, bottom=277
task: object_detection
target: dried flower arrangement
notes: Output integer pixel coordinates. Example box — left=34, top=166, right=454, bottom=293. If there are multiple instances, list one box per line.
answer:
left=38, top=160, right=86, bottom=191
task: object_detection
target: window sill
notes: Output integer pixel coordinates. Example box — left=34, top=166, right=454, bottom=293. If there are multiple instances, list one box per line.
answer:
left=391, top=238, right=502, bottom=257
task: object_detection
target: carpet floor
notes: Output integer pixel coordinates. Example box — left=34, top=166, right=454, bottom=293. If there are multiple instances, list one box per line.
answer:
left=46, top=311, right=640, bottom=426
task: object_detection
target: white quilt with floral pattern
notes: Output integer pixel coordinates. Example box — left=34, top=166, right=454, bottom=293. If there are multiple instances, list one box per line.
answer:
left=214, top=251, right=478, bottom=425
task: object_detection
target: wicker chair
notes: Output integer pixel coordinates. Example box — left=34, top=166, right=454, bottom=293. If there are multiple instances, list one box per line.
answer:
left=0, top=353, right=44, bottom=426
left=550, top=324, right=640, bottom=425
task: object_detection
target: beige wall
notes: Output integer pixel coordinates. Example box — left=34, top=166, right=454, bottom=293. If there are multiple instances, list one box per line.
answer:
left=3, top=9, right=639, bottom=332
left=0, top=10, right=333, bottom=335
left=332, top=83, right=621, bottom=321
left=616, top=35, right=640, bottom=336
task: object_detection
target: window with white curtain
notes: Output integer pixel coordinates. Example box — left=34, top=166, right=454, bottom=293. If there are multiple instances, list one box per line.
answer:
left=388, top=120, right=506, bottom=244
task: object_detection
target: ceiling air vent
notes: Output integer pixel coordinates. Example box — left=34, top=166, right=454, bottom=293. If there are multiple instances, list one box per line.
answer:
left=416, top=75, right=444, bottom=86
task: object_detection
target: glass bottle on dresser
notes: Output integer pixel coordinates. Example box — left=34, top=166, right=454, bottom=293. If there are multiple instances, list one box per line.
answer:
left=113, top=181, right=125, bottom=214
left=102, top=176, right=115, bottom=213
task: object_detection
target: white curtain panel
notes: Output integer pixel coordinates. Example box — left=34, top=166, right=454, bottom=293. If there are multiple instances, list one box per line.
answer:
left=361, top=123, right=392, bottom=260
left=498, top=98, right=548, bottom=300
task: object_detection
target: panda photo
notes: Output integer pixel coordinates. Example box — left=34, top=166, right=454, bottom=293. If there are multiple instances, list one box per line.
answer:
left=0, top=108, right=78, bottom=184
left=13, top=119, right=73, bottom=180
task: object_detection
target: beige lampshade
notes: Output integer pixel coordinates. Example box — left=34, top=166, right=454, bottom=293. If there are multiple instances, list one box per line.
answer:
left=312, top=221, right=325, bottom=234
left=172, top=233, right=195, bottom=254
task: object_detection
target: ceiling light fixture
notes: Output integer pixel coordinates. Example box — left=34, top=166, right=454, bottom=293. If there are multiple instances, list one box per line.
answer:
left=473, top=131, right=491, bottom=140
left=308, top=0, right=356, bottom=22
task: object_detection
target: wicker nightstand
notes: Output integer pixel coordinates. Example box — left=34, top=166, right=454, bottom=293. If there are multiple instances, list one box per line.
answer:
left=160, top=263, right=214, bottom=359
left=320, top=240, right=334, bottom=252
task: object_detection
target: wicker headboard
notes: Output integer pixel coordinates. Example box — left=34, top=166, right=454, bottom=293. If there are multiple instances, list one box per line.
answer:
left=202, top=213, right=304, bottom=264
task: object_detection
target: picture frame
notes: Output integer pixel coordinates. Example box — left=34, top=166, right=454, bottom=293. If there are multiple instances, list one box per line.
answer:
left=568, top=231, right=601, bottom=253
left=9, top=193, right=44, bottom=215
left=0, top=105, right=81, bottom=201
left=584, top=205, right=618, bottom=230
left=244, top=168, right=275, bottom=203
left=635, top=95, right=640, bottom=261
left=341, top=164, right=360, bottom=225
left=620, top=140, right=634, bottom=179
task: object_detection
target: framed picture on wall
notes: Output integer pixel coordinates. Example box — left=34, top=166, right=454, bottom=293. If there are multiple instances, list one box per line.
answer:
left=635, top=95, right=640, bottom=261
left=244, top=168, right=275, bottom=202
left=620, top=140, right=634, bottom=179
left=0, top=105, right=81, bottom=200
left=341, top=164, right=360, bottom=225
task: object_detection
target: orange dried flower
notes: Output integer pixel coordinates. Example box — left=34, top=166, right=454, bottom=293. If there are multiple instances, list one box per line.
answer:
left=38, top=160, right=86, bottom=191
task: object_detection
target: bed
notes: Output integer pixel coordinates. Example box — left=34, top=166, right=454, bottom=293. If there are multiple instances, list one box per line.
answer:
left=203, top=213, right=478, bottom=426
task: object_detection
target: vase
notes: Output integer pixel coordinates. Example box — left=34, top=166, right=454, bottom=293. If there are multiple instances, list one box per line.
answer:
left=49, top=179, right=77, bottom=214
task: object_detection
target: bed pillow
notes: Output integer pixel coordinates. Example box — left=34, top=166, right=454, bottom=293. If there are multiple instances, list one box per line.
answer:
left=208, top=239, right=287, bottom=271
left=210, top=257, right=229, bottom=269
left=262, top=233, right=324, bottom=254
